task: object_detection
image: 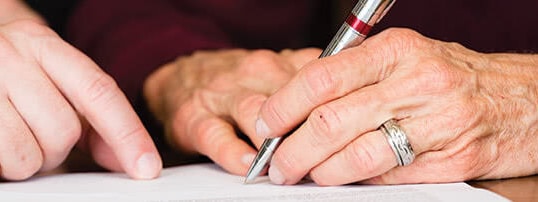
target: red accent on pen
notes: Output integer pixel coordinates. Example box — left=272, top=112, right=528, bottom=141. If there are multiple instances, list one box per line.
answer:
left=346, top=14, right=372, bottom=36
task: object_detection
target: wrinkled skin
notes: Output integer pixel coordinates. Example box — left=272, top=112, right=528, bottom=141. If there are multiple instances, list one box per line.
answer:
left=146, top=28, right=538, bottom=185
left=144, top=48, right=321, bottom=175
left=257, top=28, right=538, bottom=185
left=0, top=19, right=161, bottom=180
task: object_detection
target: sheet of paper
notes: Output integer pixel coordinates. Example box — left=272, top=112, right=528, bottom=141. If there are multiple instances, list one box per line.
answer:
left=0, top=163, right=508, bottom=202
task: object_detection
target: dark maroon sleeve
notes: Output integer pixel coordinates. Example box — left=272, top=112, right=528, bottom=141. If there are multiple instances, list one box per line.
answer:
left=65, top=0, right=238, bottom=150
left=66, top=0, right=234, bottom=104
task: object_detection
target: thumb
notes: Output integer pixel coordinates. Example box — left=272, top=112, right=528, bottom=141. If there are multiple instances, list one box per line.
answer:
left=256, top=28, right=416, bottom=139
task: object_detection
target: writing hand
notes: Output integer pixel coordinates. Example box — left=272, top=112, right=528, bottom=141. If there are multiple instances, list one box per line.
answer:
left=256, top=28, right=538, bottom=185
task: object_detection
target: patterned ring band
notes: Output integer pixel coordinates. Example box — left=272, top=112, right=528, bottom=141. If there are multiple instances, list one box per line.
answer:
left=380, top=119, right=415, bottom=166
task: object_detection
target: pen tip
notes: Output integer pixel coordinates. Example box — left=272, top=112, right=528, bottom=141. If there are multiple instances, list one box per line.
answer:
left=244, top=159, right=260, bottom=184
left=244, top=138, right=281, bottom=184
left=244, top=172, right=256, bottom=184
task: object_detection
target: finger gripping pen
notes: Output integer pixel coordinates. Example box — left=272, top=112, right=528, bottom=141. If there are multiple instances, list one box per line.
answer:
left=245, top=0, right=396, bottom=184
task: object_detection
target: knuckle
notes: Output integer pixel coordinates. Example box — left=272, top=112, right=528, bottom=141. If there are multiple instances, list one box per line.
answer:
left=51, top=120, right=82, bottom=156
left=208, top=74, right=234, bottom=91
left=37, top=124, right=82, bottom=173
left=346, top=140, right=379, bottom=176
left=0, top=36, right=19, bottom=70
left=307, top=105, right=344, bottom=147
left=355, top=91, right=383, bottom=114
left=382, top=28, right=425, bottom=45
left=83, top=72, right=121, bottom=106
left=195, top=120, right=240, bottom=164
left=113, top=124, right=148, bottom=146
left=301, top=62, right=342, bottom=104
left=373, top=28, right=423, bottom=49
left=274, top=151, right=304, bottom=179
left=369, top=28, right=431, bottom=64
left=238, top=49, right=280, bottom=73
left=4, top=20, right=57, bottom=37
left=260, top=97, right=291, bottom=132
left=194, top=118, right=226, bottom=155
left=0, top=22, right=59, bottom=62
left=245, top=49, right=277, bottom=62
left=166, top=102, right=196, bottom=151
left=236, top=94, right=265, bottom=116
left=415, top=58, right=461, bottom=93
left=383, top=27, right=419, bottom=37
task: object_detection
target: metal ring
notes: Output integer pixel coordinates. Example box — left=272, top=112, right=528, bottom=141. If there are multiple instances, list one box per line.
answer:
left=380, top=119, right=415, bottom=166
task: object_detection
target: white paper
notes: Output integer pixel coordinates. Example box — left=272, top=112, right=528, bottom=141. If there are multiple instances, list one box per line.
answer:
left=0, top=163, right=509, bottom=202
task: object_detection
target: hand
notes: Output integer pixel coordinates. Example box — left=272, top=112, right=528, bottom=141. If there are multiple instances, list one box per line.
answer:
left=0, top=20, right=161, bottom=180
left=256, top=28, right=538, bottom=185
left=144, top=48, right=320, bottom=175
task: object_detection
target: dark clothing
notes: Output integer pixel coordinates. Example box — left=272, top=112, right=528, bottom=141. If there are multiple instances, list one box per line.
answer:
left=47, top=1, right=538, bottom=146
left=379, top=1, right=538, bottom=53
left=65, top=0, right=538, bottom=106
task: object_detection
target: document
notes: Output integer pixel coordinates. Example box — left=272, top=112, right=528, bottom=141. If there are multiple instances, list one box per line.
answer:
left=0, top=163, right=508, bottom=202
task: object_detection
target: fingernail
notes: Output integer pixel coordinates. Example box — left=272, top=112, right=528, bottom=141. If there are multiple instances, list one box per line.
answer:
left=255, top=118, right=271, bottom=138
left=135, top=153, right=161, bottom=180
left=242, top=153, right=256, bottom=165
left=269, top=165, right=285, bottom=185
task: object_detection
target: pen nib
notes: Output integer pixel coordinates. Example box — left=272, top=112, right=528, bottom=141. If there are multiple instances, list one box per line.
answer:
left=244, top=155, right=265, bottom=184
left=243, top=173, right=257, bottom=184
left=243, top=137, right=283, bottom=184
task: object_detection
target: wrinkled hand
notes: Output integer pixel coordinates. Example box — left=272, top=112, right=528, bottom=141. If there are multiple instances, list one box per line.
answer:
left=0, top=20, right=161, bottom=180
left=144, top=48, right=320, bottom=175
left=256, top=28, right=538, bottom=185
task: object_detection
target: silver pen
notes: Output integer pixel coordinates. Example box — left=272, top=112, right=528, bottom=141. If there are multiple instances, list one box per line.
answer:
left=244, top=0, right=397, bottom=184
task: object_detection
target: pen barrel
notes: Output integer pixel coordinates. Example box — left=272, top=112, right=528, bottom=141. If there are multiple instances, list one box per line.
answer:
left=245, top=0, right=397, bottom=183
left=320, top=24, right=365, bottom=57
left=352, top=0, right=395, bottom=26
left=320, top=0, right=395, bottom=57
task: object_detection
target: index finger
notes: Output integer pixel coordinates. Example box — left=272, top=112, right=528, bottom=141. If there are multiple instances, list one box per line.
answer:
left=257, top=28, right=417, bottom=138
left=33, top=35, right=162, bottom=179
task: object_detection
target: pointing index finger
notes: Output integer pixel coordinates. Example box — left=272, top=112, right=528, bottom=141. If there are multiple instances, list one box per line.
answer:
left=34, top=35, right=162, bottom=179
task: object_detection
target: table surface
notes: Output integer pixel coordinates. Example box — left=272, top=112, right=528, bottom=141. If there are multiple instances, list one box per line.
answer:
left=469, top=175, right=538, bottom=202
